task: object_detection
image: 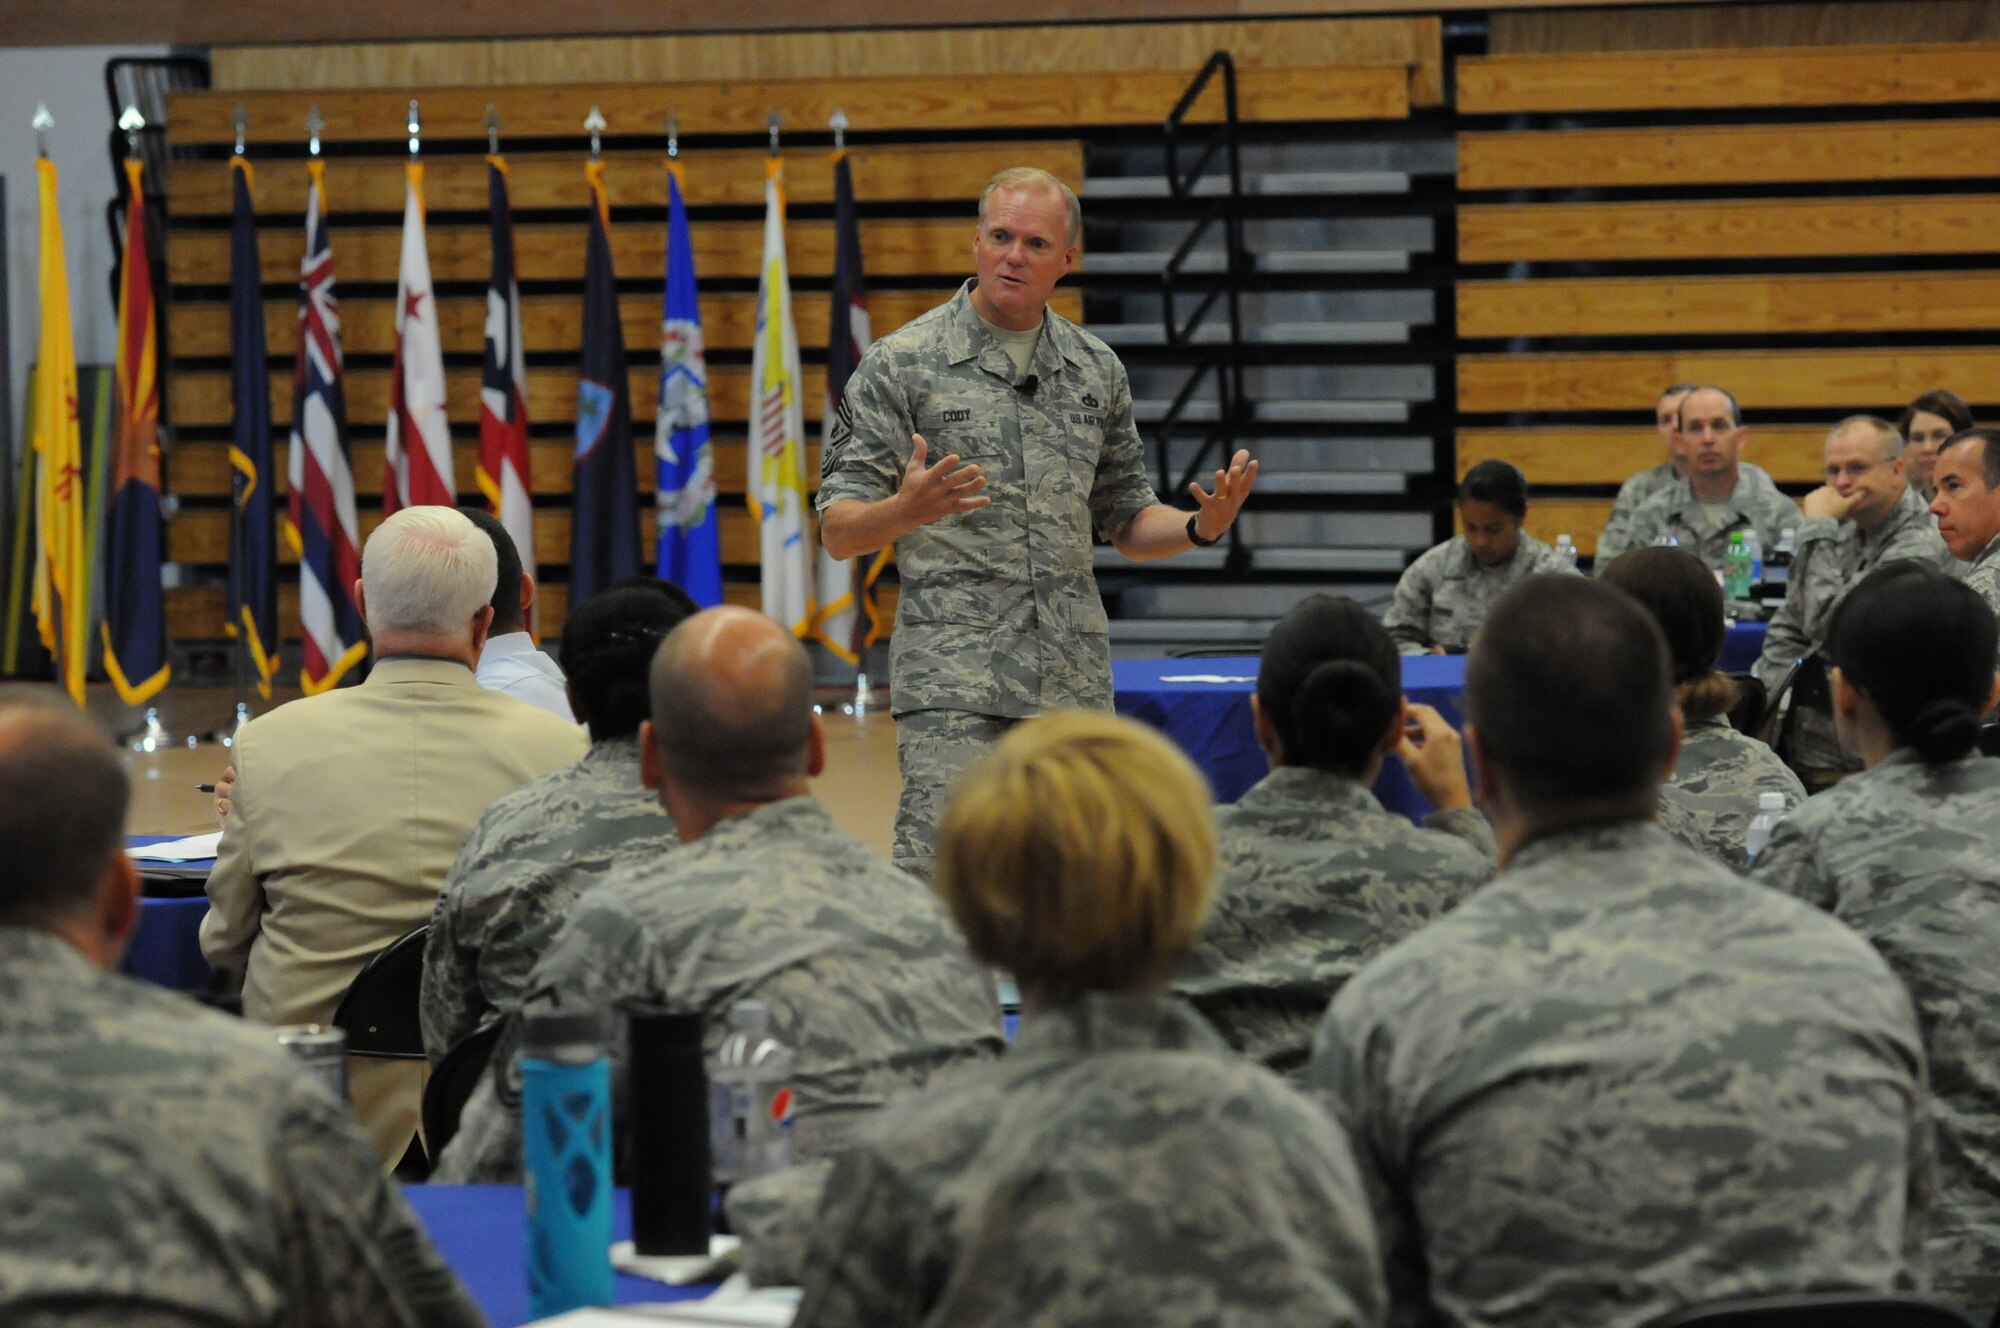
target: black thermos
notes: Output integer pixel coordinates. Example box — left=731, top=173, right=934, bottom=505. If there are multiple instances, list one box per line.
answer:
left=622, top=1002, right=712, bottom=1255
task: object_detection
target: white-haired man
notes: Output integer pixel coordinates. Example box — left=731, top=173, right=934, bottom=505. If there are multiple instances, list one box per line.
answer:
left=202, top=506, right=587, bottom=1166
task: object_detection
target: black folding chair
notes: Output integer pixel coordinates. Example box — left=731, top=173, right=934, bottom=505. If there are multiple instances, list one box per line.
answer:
left=1978, top=719, right=2000, bottom=759
left=1756, top=647, right=1832, bottom=778
left=421, top=1016, right=505, bottom=1161
left=1724, top=672, right=1768, bottom=737
left=331, top=924, right=430, bottom=1060
left=1649, top=1291, right=1980, bottom=1328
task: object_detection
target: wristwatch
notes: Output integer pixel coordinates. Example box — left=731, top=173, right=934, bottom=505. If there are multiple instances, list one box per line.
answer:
left=1186, top=514, right=1221, bottom=547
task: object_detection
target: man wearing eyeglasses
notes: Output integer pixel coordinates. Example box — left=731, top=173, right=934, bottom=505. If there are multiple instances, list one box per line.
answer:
left=1754, top=415, right=1952, bottom=771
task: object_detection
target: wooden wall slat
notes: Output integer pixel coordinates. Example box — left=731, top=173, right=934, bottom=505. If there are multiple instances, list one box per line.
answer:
left=169, top=362, right=829, bottom=430
left=1458, top=42, right=2000, bottom=114
left=167, top=216, right=972, bottom=288
left=1460, top=349, right=2000, bottom=415
left=166, top=143, right=1084, bottom=216
left=1517, top=497, right=1616, bottom=557
left=1458, top=119, right=2000, bottom=192
left=1459, top=272, right=2000, bottom=339
left=167, top=65, right=1409, bottom=147
left=1459, top=195, right=2000, bottom=264
left=1456, top=426, right=1829, bottom=487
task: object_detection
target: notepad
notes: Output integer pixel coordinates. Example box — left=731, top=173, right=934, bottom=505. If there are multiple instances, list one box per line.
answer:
left=126, top=831, right=223, bottom=862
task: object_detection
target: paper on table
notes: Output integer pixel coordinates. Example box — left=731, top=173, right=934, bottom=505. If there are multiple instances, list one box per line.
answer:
left=1157, top=674, right=1257, bottom=685
left=126, top=831, right=223, bottom=862
left=527, top=1273, right=799, bottom=1324
left=611, top=1235, right=741, bottom=1285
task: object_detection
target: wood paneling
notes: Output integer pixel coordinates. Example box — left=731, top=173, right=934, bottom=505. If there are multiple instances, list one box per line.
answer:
left=1459, top=119, right=2000, bottom=191
left=169, top=65, right=1408, bottom=148
left=167, top=216, right=973, bottom=288
left=1456, top=425, right=1828, bottom=486
left=168, top=362, right=829, bottom=430
left=1459, top=272, right=2000, bottom=339
left=212, top=17, right=1446, bottom=107
left=1460, top=349, right=2000, bottom=415
left=1519, top=497, right=1616, bottom=557
left=166, top=143, right=1085, bottom=216
left=1459, top=195, right=2000, bottom=264
left=1490, top=2, right=2000, bottom=57
left=1458, top=41, right=2000, bottom=114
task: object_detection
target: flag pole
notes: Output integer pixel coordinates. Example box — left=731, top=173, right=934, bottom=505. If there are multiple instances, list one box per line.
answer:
left=215, top=103, right=254, bottom=746
left=826, top=106, right=874, bottom=718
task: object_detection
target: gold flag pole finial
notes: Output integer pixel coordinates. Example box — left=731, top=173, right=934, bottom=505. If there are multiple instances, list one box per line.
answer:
left=766, top=109, right=781, bottom=159
left=484, top=104, right=500, bottom=157
left=231, top=105, right=247, bottom=157
left=666, top=111, right=679, bottom=161
left=119, top=105, right=146, bottom=161
left=830, top=108, right=847, bottom=153
left=406, top=99, right=421, bottom=158
left=306, top=104, right=323, bottom=159
left=584, top=105, right=605, bottom=162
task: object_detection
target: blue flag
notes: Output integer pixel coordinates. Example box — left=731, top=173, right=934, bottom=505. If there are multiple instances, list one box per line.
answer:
left=655, top=162, right=721, bottom=606
left=568, top=161, right=641, bottom=608
left=226, top=157, right=278, bottom=699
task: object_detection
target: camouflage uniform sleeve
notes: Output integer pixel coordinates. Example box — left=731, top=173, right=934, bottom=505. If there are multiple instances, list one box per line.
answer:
left=726, top=1158, right=835, bottom=1288
left=1595, top=482, right=1643, bottom=572
left=420, top=851, right=483, bottom=1066
left=792, top=1144, right=930, bottom=1328
left=1383, top=546, right=1444, bottom=654
left=1749, top=814, right=1838, bottom=912
left=1422, top=806, right=1498, bottom=863
left=1089, top=360, right=1161, bottom=543
left=817, top=343, right=913, bottom=514
left=1754, top=529, right=1826, bottom=692
left=271, top=1090, right=487, bottom=1327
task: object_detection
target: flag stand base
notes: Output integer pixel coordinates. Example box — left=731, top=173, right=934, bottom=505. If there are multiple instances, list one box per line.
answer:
left=209, top=701, right=253, bottom=748
left=124, top=706, right=195, bottom=753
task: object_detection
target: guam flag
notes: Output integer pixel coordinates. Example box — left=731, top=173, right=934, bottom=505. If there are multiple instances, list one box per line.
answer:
left=284, top=159, right=366, bottom=693
left=225, top=155, right=279, bottom=699
left=654, top=160, right=721, bottom=606
left=102, top=154, right=170, bottom=704
left=568, top=158, right=640, bottom=606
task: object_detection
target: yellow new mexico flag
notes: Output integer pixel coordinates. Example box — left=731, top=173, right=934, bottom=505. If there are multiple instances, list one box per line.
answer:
left=31, top=157, right=87, bottom=706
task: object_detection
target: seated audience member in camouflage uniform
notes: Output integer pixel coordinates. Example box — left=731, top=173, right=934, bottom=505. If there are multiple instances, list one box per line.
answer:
left=1897, top=389, right=1974, bottom=504
left=0, top=705, right=484, bottom=1328
left=1599, top=384, right=1780, bottom=558
left=1312, top=575, right=1931, bottom=1328
left=420, top=580, right=699, bottom=1062
left=1173, top=595, right=1493, bottom=1074
left=1601, top=547, right=1805, bottom=867
left=1754, top=563, right=2000, bottom=1320
left=433, top=606, right=1003, bottom=1183
left=1384, top=459, right=1577, bottom=654
left=1931, top=427, right=2000, bottom=636
left=1596, top=386, right=1801, bottom=569
left=1753, top=417, right=1951, bottom=775
left=790, top=712, right=1387, bottom=1328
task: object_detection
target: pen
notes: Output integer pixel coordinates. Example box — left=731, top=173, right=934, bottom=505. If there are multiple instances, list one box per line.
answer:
left=196, top=783, right=217, bottom=793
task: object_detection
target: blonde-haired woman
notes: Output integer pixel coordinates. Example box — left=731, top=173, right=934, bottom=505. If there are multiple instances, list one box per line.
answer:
left=791, top=712, right=1386, bottom=1328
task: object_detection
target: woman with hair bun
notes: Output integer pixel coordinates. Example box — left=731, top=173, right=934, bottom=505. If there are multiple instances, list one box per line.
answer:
left=1598, top=546, right=1804, bottom=867
left=1754, top=562, right=2000, bottom=1320
left=1173, top=593, right=1494, bottom=1075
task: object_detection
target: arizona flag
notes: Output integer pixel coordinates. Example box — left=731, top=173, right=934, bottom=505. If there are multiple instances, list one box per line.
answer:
left=226, top=155, right=279, bottom=699
left=478, top=155, right=536, bottom=628
left=749, top=156, right=812, bottom=636
left=30, top=156, right=88, bottom=705
left=284, top=159, right=366, bottom=694
left=102, top=155, right=170, bottom=704
left=384, top=161, right=454, bottom=513
left=809, top=149, right=877, bottom=665
left=655, top=159, right=721, bottom=606
left=568, top=157, right=641, bottom=606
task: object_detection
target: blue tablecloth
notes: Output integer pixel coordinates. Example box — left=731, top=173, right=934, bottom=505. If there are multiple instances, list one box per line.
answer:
left=403, top=1184, right=709, bottom=1327
left=124, top=835, right=215, bottom=992
left=1114, top=621, right=1769, bottom=818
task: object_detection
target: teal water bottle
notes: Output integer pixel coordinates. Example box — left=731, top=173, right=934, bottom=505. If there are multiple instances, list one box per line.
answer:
left=522, top=1007, right=615, bottom=1318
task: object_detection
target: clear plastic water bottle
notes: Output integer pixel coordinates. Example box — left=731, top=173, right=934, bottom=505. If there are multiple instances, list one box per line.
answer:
left=1723, top=530, right=1753, bottom=600
left=1554, top=533, right=1578, bottom=573
left=1767, top=526, right=1797, bottom=588
left=1741, top=527, right=1764, bottom=592
left=1745, top=791, right=1788, bottom=864
left=1654, top=532, right=1680, bottom=548
left=709, top=1001, right=795, bottom=1190
left=521, top=1007, right=615, bottom=1318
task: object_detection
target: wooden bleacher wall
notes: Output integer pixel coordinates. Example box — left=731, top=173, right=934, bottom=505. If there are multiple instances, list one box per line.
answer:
left=1451, top=39, right=2000, bottom=559
left=160, top=19, right=1428, bottom=650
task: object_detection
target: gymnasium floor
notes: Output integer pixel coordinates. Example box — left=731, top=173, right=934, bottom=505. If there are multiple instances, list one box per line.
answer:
left=7, top=682, right=902, bottom=860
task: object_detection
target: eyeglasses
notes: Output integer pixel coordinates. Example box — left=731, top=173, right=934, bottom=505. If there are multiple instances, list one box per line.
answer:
left=1823, top=460, right=1890, bottom=482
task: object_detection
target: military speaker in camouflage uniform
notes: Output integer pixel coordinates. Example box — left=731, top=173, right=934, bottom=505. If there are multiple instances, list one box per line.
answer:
left=0, top=705, right=484, bottom=1328
left=1596, top=386, right=1802, bottom=570
left=1754, top=563, right=2000, bottom=1320
left=1931, top=427, right=2000, bottom=647
left=433, top=607, right=1003, bottom=1183
left=817, top=167, right=1257, bottom=879
left=1598, top=383, right=1779, bottom=561
left=1311, top=575, right=1931, bottom=1328
left=1753, top=417, right=1953, bottom=773
left=1602, top=546, right=1805, bottom=867
left=421, top=581, right=698, bottom=1062
left=1174, top=595, right=1493, bottom=1074
left=1384, top=459, right=1579, bottom=654
left=791, top=712, right=1387, bottom=1328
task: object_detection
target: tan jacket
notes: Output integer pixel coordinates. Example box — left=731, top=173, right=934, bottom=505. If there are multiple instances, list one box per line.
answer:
left=201, top=656, right=588, bottom=1162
